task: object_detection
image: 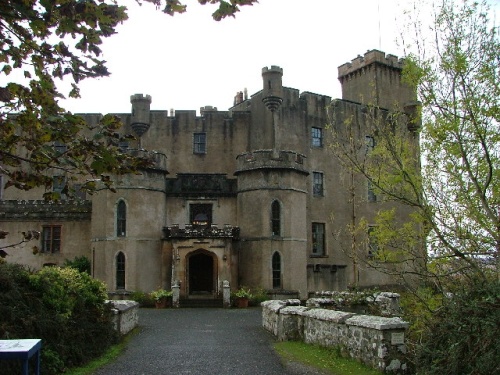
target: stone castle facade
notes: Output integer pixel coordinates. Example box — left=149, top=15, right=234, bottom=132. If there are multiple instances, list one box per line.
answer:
left=0, top=50, right=420, bottom=300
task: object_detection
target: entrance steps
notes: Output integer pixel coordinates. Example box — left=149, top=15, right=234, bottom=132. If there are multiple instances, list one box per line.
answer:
left=179, top=298, right=224, bottom=308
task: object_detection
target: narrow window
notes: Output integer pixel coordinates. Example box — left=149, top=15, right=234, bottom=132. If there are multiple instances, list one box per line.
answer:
left=41, top=225, right=61, bottom=253
left=193, top=133, right=207, bottom=154
left=365, top=135, right=375, bottom=154
left=117, top=200, right=126, bottom=237
left=116, top=252, right=126, bottom=289
left=272, top=252, right=281, bottom=289
left=0, top=175, right=3, bottom=200
left=368, top=226, right=378, bottom=257
left=271, top=200, right=281, bottom=236
left=312, top=223, right=325, bottom=256
left=311, top=127, right=323, bottom=147
left=313, top=172, right=324, bottom=196
left=367, top=180, right=377, bottom=202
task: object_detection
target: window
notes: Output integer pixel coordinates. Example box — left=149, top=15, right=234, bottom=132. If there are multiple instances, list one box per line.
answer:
left=116, top=252, right=126, bottom=289
left=313, top=172, right=324, bottom=196
left=118, top=140, right=129, bottom=152
left=311, top=127, right=323, bottom=147
left=365, top=135, right=375, bottom=153
left=193, top=133, right=206, bottom=154
left=42, top=225, right=61, bottom=253
left=271, top=200, right=281, bottom=236
left=312, top=223, right=325, bottom=256
left=53, top=176, right=66, bottom=194
left=367, top=180, right=377, bottom=202
left=54, top=141, right=67, bottom=155
left=272, top=252, right=281, bottom=289
left=368, top=226, right=378, bottom=257
left=117, top=200, right=126, bottom=237
left=190, top=204, right=212, bottom=227
left=0, top=175, right=3, bottom=200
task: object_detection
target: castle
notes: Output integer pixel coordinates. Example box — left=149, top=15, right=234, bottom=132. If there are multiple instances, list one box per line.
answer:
left=0, top=50, right=420, bottom=300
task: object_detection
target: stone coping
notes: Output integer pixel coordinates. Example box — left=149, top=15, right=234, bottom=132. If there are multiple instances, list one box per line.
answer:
left=302, top=309, right=355, bottom=323
left=107, top=300, right=139, bottom=313
left=345, top=315, right=409, bottom=330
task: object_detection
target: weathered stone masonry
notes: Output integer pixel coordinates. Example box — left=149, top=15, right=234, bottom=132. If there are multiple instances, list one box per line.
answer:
left=262, top=300, right=409, bottom=373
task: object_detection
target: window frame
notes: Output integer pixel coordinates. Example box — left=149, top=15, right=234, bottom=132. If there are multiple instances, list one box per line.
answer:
left=189, top=203, right=213, bottom=226
left=367, top=226, right=379, bottom=256
left=312, top=222, right=326, bottom=256
left=193, top=132, right=207, bottom=154
left=311, top=127, right=323, bottom=148
left=41, top=225, right=62, bottom=254
left=312, top=172, right=324, bottom=197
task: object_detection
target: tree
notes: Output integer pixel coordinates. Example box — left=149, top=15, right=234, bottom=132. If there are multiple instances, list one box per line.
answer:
left=329, top=0, right=499, bottom=372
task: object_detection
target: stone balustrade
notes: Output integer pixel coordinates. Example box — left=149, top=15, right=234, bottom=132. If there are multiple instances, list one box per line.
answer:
left=262, top=299, right=409, bottom=373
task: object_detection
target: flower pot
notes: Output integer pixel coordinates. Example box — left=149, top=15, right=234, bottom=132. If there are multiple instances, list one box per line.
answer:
left=155, top=298, right=167, bottom=309
left=236, top=297, right=249, bottom=308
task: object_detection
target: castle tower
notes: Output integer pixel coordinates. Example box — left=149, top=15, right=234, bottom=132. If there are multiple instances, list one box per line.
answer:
left=338, top=50, right=416, bottom=111
left=235, top=66, right=308, bottom=298
left=130, top=94, right=152, bottom=137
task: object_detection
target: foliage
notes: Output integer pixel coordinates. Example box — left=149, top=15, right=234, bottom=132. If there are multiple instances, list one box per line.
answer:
left=415, top=280, right=500, bottom=375
left=0, top=263, right=117, bottom=375
left=274, top=341, right=383, bottom=375
left=129, top=290, right=155, bottom=307
left=234, top=286, right=252, bottom=299
left=149, top=287, right=172, bottom=302
left=64, top=255, right=91, bottom=274
left=248, top=286, right=269, bottom=306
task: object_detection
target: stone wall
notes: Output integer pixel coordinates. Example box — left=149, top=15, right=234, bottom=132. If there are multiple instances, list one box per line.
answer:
left=262, top=300, right=408, bottom=373
left=108, top=300, right=139, bottom=335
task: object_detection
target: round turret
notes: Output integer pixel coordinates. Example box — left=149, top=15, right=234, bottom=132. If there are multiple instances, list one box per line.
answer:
left=262, top=66, right=283, bottom=112
left=130, top=94, right=152, bottom=137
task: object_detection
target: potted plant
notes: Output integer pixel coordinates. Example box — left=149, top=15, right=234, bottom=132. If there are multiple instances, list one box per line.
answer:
left=150, top=288, right=172, bottom=308
left=234, top=287, right=252, bottom=308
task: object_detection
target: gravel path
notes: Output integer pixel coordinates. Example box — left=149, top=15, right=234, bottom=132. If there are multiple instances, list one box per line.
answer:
left=94, top=307, right=322, bottom=375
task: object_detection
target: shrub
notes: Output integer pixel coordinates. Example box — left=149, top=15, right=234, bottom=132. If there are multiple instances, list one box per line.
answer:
left=129, top=290, right=155, bottom=307
left=63, top=255, right=91, bottom=274
left=414, top=280, right=500, bottom=375
left=0, top=263, right=117, bottom=374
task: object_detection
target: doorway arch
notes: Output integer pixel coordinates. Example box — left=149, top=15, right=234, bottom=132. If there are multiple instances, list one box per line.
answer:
left=187, top=249, right=217, bottom=297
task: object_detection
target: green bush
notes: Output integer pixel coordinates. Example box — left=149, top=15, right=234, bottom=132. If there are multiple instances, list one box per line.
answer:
left=129, top=290, right=155, bottom=307
left=64, top=255, right=91, bottom=274
left=413, top=280, right=500, bottom=375
left=0, top=263, right=118, bottom=374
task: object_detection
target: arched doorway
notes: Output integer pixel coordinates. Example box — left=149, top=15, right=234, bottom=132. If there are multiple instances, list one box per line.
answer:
left=188, top=250, right=216, bottom=297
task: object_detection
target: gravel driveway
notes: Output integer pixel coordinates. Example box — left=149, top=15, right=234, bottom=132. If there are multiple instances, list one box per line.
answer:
left=93, top=307, right=321, bottom=375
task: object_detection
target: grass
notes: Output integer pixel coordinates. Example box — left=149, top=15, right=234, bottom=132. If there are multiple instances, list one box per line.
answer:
left=64, top=328, right=138, bottom=375
left=274, top=341, right=383, bottom=375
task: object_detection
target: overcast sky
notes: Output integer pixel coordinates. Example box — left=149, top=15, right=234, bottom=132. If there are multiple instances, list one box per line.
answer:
left=59, top=0, right=496, bottom=115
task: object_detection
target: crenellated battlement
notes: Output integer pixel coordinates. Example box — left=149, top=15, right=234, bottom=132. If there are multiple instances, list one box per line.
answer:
left=0, top=200, right=92, bottom=221
left=338, top=49, right=404, bottom=78
left=234, top=150, right=307, bottom=175
left=130, top=93, right=152, bottom=103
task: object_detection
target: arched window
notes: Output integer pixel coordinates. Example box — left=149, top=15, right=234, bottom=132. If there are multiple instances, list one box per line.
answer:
left=271, top=200, right=281, bottom=236
left=117, top=200, right=126, bottom=237
left=116, top=252, right=125, bottom=290
left=272, top=252, right=281, bottom=289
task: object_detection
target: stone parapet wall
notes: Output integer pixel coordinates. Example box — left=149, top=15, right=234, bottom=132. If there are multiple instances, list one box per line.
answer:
left=108, top=300, right=139, bottom=335
left=0, top=200, right=91, bottom=221
left=262, top=300, right=409, bottom=373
